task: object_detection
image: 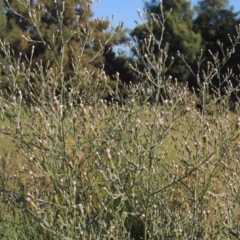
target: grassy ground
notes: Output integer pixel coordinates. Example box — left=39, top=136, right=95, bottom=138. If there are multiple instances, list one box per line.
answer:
left=0, top=98, right=240, bottom=239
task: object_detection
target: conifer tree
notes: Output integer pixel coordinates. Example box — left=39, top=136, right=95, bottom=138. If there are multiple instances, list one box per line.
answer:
left=193, top=0, right=240, bottom=92
left=0, top=0, right=127, bottom=98
left=194, top=0, right=239, bottom=53
left=130, top=0, right=201, bottom=83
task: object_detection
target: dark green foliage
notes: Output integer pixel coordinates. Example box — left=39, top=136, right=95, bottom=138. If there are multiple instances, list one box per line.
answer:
left=193, top=0, right=240, bottom=94
left=130, top=0, right=240, bottom=100
left=0, top=0, right=129, bottom=100
left=131, top=0, right=202, bottom=83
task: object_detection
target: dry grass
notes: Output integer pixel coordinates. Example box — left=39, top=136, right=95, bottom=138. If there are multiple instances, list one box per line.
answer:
left=0, top=98, right=239, bottom=239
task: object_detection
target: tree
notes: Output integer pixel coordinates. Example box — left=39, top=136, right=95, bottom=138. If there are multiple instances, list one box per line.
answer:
left=193, top=0, right=240, bottom=93
left=130, top=0, right=202, bottom=84
left=0, top=0, right=127, bottom=100
left=194, top=0, right=239, bottom=53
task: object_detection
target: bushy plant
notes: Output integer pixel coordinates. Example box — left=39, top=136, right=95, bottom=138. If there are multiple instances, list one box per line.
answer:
left=0, top=1, right=240, bottom=239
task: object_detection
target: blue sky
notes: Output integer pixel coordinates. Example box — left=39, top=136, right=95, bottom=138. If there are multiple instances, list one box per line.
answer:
left=93, top=0, right=240, bottom=29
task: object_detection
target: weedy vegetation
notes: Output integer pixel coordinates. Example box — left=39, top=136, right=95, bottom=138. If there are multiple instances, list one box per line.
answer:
left=0, top=0, right=240, bottom=239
